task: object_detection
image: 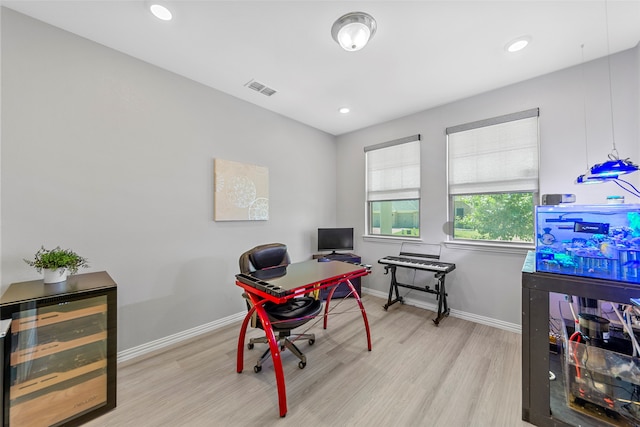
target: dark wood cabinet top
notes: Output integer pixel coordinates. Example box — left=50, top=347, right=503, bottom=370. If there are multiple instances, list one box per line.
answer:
left=1, top=271, right=116, bottom=307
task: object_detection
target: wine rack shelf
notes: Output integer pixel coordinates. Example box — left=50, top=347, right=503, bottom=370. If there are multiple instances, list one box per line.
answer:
left=1, top=271, right=117, bottom=427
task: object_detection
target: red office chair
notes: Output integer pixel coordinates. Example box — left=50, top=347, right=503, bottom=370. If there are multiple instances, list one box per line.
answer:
left=239, top=243, right=322, bottom=372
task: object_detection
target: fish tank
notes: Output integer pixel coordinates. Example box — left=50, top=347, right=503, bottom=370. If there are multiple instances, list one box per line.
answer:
left=536, top=204, right=640, bottom=283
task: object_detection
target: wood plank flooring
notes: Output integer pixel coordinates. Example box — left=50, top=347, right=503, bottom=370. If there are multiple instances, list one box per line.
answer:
left=84, top=295, right=533, bottom=426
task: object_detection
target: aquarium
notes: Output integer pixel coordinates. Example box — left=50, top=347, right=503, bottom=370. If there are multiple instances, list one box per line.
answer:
left=536, top=204, right=640, bottom=283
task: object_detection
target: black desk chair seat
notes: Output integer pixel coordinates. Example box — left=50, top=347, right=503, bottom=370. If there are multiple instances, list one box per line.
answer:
left=239, top=243, right=322, bottom=372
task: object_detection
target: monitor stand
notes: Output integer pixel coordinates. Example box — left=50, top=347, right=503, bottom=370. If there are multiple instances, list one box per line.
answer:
left=326, top=251, right=355, bottom=260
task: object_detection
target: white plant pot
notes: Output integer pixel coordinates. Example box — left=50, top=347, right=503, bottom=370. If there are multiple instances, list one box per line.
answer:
left=43, top=268, right=69, bottom=284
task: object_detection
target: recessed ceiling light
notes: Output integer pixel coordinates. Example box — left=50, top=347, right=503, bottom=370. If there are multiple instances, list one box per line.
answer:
left=149, top=3, right=172, bottom=21
left=506, top=36, right=531, bottom=53
left=339, top=107, right=350, bottom=114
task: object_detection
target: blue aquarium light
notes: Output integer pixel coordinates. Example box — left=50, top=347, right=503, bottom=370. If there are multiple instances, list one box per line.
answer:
left=575, top=173, right=616, bottom=184
left=576, top=155, right=638, bottom=185
left=589, top=158, right=638, bottom=177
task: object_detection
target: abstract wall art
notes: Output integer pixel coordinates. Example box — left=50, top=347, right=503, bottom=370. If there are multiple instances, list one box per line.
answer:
left=214, top=158, right=269, bottom=221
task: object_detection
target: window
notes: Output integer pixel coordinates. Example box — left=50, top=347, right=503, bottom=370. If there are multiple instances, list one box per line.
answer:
left=365, top=135, right=421, bottom=237
left=446, top=109, right=539, bottom=244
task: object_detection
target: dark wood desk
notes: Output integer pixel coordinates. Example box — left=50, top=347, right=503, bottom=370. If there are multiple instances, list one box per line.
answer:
left=235, top=259, right=371, bottom=417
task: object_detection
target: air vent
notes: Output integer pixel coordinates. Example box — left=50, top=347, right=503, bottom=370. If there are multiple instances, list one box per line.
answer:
left=244, top=79, right=277, bottom=97
left=260, top=87, right=277, bottom=97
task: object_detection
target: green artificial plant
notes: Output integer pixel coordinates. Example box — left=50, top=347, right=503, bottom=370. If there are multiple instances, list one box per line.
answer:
left=24, top=246, right=89, bottom=274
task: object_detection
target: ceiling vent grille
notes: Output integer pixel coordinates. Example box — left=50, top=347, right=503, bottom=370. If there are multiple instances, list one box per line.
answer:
left=245, top=79, right=277, bottom=97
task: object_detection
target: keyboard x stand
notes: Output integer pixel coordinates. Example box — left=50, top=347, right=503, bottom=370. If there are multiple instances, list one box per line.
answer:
left=381, top=264, right=451, bottom=326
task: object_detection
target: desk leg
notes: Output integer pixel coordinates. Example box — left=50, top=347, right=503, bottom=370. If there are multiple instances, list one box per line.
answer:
left=322, top=280, right=371, bottom=351
left=322, top=284, right=339, bottom=329
left=253, top=301, right=288, bottom=417
left=346, top=279, right=372, bottom=351
left=242, top=294, right=288, bottom=417
left=236, top=305, right=256, bottom=373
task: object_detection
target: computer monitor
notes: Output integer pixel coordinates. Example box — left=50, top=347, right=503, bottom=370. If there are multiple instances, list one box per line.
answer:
left=317, top=228, right=354, bottom=254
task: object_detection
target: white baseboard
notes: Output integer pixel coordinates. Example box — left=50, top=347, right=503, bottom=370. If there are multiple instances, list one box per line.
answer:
left=117, top=287, right=520, bottom=363
left=361, top=287, right=522, bottom=334
left=117, top=312, right=246, bottom=364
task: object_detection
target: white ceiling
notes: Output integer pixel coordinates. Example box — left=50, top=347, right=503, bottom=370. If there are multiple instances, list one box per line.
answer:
left=3, top=1, right=640, bottom=136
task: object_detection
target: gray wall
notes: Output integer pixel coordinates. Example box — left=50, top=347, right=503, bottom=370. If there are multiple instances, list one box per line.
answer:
left=2, top=7, right=639, bottom=352
left=336, top=44, right=639, bottom=327
left=1, top=9, right=337, bottom=351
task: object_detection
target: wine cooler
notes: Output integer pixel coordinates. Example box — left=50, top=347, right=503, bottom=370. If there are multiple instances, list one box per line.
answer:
left=1, top=271, right=117, bottom=426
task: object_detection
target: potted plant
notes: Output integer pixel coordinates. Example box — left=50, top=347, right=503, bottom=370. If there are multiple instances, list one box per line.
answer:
left=24, top=246, right=89, bottom=283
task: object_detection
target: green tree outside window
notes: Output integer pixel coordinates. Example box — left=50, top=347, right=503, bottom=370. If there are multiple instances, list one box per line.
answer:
left=453, top=193, right=534, bottom=242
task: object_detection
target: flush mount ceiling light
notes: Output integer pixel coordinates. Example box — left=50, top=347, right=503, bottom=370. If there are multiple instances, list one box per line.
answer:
left=339, top=107, right=350, bottom=114
left=148, top=2, right=172, bottom=21
left=505, top=36, right=531, bottom=53
left=331, top=12, right=377, bottom=52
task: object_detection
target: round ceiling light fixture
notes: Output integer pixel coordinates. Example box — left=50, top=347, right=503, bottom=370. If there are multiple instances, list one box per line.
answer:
left=331, top=12, right=377, bottom=52
left=339, top=107, right=350, bottom=114
left=505, top=36, right=531, bottom=53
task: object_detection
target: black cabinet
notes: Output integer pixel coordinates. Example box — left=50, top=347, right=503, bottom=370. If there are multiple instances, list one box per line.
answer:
left=522, top=270, right=640, bottom=427
left=313, top=253, right=362, bottom=299
left=1, top=271, right=117, bottom=427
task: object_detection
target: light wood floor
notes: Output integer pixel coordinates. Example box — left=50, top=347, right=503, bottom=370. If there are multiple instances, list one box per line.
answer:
left=85, top=295, right=534, bottom=426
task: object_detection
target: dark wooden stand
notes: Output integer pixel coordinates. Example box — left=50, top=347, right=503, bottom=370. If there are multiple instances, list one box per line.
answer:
left=522, top=270, right=639, bottom=427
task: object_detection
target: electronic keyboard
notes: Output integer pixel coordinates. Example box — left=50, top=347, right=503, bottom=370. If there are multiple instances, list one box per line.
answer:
left=379, top=245, right=455, bottom=325
left=378, top=256, right=456, bottom=273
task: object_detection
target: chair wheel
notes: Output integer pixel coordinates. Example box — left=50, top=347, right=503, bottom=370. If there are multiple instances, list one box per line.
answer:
left=254, top=365, right=262, bottom=373
left=298, top=361, right=306, bottom=369
left=308, top=339, right=315, bottom=345
left=248, top=343, right=254, bottom=350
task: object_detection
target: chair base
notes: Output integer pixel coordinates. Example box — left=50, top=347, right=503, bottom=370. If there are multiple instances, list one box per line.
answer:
left=249, top=332, right=315, bottom=372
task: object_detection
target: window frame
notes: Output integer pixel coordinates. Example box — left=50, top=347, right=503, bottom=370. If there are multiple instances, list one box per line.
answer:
left=364, top=135, right=421, bottom=238
left=446, top=109, right=540, bottom=246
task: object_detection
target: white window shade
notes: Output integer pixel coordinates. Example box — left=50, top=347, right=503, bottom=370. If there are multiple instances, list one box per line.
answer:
left=366, top=139, right=420, bottom=201
left=448, top=113, right=538, bottom=195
